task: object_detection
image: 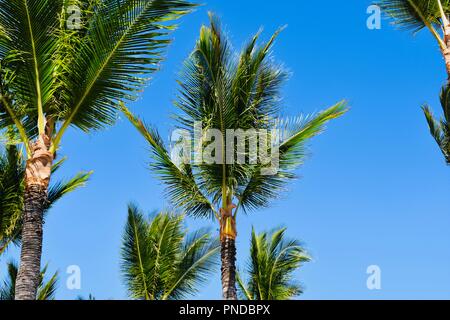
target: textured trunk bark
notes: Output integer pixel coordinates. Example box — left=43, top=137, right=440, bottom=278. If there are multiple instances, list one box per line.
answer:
left=221, top=236, right=237, bottom=300
left=443, top=26, right=450, bottom=84
left=15, top=135, right=53, bottom=300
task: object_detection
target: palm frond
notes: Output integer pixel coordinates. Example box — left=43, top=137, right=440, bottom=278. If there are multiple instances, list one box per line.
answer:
left=122, top=105, right=216, bottom=218
left=376, top=0, right=449, bottom=48
left=0, top=260, right=58, bottom=300
left=52, top=0, right=196, bottom=150
left=121, top=204, right=219, bottom=300
left=47, top=171, right=93, bottom=210
left=237, top=227, right=310, bottom=300
left=422, top=85, right=450, bottom=163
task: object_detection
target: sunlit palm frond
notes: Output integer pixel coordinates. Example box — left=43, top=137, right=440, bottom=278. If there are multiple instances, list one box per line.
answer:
left=53, top=0, right=196, bottom=148
left=122, top=105, right=216, bottom=218
left=237, top=228, right=310, bottom=300
left=237, top=102, right=348, bottom=212
left=422, top=85, right=450, bottom=163
left=377, top=0, right=448, bottom=32
left=121, top=204, right=219, bottom=300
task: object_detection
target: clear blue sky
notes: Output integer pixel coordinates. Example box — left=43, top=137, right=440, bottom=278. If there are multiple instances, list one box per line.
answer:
left=2, top=0, right=450, bottom=300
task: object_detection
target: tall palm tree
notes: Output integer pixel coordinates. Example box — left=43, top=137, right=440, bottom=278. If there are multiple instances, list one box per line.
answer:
left=121, top=204, right=219, bottom=300
left=0, top=142, right=91, bottom=257
left=237, top=228, right=310, bottom=300
left=0, top=260, right=58, bottom=300
left=122, top=14, right=347, bottom=299
left=377, top=0, right=450, bottom=163
left=0, top=0, right=195, bottom=299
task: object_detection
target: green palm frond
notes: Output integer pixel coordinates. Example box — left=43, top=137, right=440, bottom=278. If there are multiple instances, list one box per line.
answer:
left=376, top=0, right=449, bottom=48
left=52, top=0, right=196, bottom=150
left=125, top=14, right=347, bottom=218
left=121, top=204, right=219, bottom=300
left=237, top=228, right=310, bottom=300
left=422, top=85, right=450, bottom=163
left=0, top=261, right=58, bottom=300
left=122, top=105, right=216, bottom=219
left=0, top=0, right=196, bottom=154
left=47, top=171, right=93, bottom=210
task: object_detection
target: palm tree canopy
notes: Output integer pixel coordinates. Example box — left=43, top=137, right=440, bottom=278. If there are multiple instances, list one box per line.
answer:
left=0, top=143, right=92, bottom=256
left=120, top=204, right=220, bottom=300
left=0, top=260, right=58, bottom=300
left=0, top=0, right=195, bottom=154
left=236, top=228, right=310, bottom=300
left=377, top=0, right=450, bottom=32
left=122, top=14, right=347, bottom=220
left=423, top=85, right=450, bottom=163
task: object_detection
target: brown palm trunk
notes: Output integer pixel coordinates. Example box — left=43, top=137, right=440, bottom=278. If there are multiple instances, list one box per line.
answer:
left=15, top=135, right=53, bottom=300
left=221, top=236, right=237, bottom=300
left=443, top=26, right=450, bottom=84
left=219, top=202, right=237, bottom=300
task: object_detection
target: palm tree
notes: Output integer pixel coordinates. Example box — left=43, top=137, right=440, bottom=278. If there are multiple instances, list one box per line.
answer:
left=0, top=0, right=195, bottom=299
left=121, top=204, right=219, bottom=300
left=0, top=260, right=58, bottom=300
left=377, top=0, right=450, bottom=163
left=122, top=14, right=347, bottom=299
left=237, top=228, right=310, bottom=300
left=0, top=142, right=91, bottom=257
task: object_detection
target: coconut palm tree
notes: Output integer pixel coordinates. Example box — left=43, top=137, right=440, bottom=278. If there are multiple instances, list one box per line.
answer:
left=377, top=0, right=450, bottom=163
left=122, top=14, right=347, bottom=299
left=0, top=0, right=195, bottom=299
left=236, top=228, right=310, bottom=300
left=121, top=204, right=219, bottom=300
left=0, top=141, right=91, bottom=257
left=0, top=260, right=58, bottom=300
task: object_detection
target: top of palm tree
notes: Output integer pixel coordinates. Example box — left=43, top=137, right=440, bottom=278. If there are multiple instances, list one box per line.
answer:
left=122, top=14, right=347, bottom=219
left=0, top=0, right=196, bottom=155
left=237, top=227, right=310, bottom=300
left=121, top=204, right=220, bottom=300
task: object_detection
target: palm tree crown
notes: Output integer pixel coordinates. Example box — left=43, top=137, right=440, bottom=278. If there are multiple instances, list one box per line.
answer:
left=121, top=204, right=220, bottom=300
left=237, top=228, right=310, bottom=300
left=123, top=14, right=347, bottom=299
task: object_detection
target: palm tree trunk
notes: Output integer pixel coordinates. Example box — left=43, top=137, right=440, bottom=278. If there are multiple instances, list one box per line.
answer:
left=221, top=236, right=237, bottom=300
left=443, top=26, right=450, bottom=83
left=15, top=135, right=53, bottom=300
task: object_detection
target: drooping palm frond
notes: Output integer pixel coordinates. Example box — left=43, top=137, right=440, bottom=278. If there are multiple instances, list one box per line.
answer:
left=122, top=105, right=217, bottom=219
left=0, top=260, right=58, bottom=300
left=376, top=0, right=450, bottom=48
left=237, top=228, right=310, bottom=300
left=422, top=85, right=450, bottom=163
left=120, top=204, right=219, bottom=300
left=51, top=0, right=197, bottom=151
left=0, top=0, right=196, bottom=154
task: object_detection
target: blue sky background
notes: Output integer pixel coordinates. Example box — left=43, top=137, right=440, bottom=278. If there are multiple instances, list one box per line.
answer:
left=2, top=0, right=450, bottom=300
